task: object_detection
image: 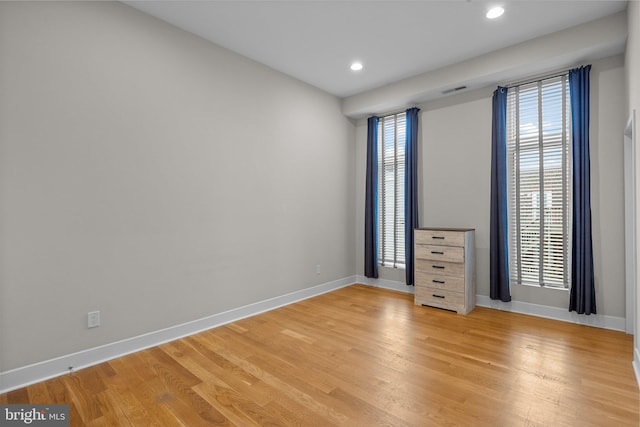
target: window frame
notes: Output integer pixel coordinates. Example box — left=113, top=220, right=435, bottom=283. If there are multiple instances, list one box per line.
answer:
left=506, top=74, right=572, bottom=290
left=377, top=112, right=406, bottom=269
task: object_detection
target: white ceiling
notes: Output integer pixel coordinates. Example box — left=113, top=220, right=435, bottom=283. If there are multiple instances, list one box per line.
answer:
left=125, top=1, right=628, bottom=99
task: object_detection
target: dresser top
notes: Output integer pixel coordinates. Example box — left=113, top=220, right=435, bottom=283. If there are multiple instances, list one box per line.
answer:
left=415, top=227, right=475, bottom=232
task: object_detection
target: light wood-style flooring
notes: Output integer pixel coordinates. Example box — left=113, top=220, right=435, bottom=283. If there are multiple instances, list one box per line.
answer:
left=1, top=284, right=638, bottom=426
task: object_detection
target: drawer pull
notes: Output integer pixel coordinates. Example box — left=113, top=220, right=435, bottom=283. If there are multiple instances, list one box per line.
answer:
left=432, top=236, right=445, bottom=240
left=431, top=251, right=444, bottom=255
left=432, top=294, right=445, bottom=299
left=432, top=280, right=445, bottom=284
left=432, top=265, right=445, bottom=269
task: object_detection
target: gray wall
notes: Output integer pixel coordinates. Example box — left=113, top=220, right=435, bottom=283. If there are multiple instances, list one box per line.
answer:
left=354, top=55, right=626, bottom=317
left=625, top=0, right=640, bottom=366
left=0, top=2, right=355, bottom=371
left=0, top=0, right=632, bottom=379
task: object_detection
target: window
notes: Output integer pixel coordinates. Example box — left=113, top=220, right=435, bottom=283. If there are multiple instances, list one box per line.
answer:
left=506, top=75, right=571, bottom=289
left=378, top=112, right=406, bottom=268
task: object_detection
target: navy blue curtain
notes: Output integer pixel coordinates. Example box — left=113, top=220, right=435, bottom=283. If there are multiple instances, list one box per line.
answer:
left=365, top=116, right=379, bottom=278
left=569, top=65, right=596, bottom=314
left=490, top=87, right=511, bottom=302
left=405, top=108, right=420, bottom=286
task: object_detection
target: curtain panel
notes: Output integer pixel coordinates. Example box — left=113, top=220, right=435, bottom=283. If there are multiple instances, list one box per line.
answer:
left=404, top=107, right=420, bottom=286
left=364, top=116, right=379, bottom=278
left=490, top=87, right=512, bottom=302
left=568, top=65, right=596, bottom=315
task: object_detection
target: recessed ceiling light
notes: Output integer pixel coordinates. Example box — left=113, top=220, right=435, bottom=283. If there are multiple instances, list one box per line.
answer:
left=486, top=6, right=504, bottom=19
left=350, top=62, right=363, bottom=71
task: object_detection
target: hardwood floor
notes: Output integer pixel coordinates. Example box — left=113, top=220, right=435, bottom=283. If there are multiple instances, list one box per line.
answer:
left=1, top=284, right=638, bottom=426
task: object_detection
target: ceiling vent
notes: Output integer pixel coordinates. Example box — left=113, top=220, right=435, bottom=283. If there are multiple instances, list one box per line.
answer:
left=442, top=85, right=468, bottom=95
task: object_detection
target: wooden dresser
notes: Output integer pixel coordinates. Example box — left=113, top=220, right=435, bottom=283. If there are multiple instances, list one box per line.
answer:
left=414, top=228, right=475, bottom=314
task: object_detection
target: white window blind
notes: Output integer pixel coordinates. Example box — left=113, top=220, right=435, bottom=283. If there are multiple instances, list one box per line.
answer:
left=378, top=112, right=406, bottom=268
left=506, top=75, right=571, bottom=289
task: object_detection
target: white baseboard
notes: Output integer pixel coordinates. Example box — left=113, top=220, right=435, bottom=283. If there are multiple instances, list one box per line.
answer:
left=0, top=276, right=356, bottom=394
left=355, top=275, right=415, bottom=294
left=634, top=347, right=640, bottom=390
left=356, top=276, right=626, bottom=332
left=1, top=276, right=630, bottom=394
left=475, top=295, right=626, bottom=332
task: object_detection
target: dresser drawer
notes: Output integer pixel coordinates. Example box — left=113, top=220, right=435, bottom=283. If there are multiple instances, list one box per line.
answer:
left=414, top=259, right=465, bottom=277
left=415, top=244, right=464, bottom=263
left=415, top=271, right=465, bottom=292
left=415, top=286, right=464, bottom=311
left=415, top=229, right=465, bottom=247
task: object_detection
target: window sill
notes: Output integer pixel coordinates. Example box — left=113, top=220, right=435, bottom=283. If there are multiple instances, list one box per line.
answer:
left=379, top=264, right=406, bottom=270
left=516, top=282, right=569, bottom=291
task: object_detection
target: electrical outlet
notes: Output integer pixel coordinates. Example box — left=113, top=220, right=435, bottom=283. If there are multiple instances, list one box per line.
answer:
left=316, top=264, right=321, bottom=275
left=88, top=311, right=100, bottom=328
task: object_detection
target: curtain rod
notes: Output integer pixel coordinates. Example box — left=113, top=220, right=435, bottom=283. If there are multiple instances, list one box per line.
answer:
left=502, top=66, right=578, bottom=89
left=375, top=106, right=419, bottom=119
